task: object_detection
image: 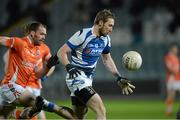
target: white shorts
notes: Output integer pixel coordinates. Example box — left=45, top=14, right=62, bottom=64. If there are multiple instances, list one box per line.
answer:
left=26, top=87, right=41, bottom=96
left=66, top=71, right=93, bottom=96
left=167, top=80, right=180, bottom=91
left=0, top=83, right=26, bottom=104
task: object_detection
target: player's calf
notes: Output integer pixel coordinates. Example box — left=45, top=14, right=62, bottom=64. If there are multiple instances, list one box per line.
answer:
left=43, top=99, right=77, bottom=119
left=55, top=106, right=76, bottom=119
left=177, top=109, right=180, bottom=120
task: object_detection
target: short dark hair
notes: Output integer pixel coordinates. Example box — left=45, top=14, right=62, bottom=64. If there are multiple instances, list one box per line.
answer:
left=169, top=42, right=178, bottom=50
left=94, top=9, right=115, bottom=25
left=24, top=22, right=46, bottom=35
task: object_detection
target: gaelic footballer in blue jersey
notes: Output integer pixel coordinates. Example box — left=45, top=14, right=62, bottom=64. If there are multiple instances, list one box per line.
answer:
left=58, top=9, right=135, bottom=120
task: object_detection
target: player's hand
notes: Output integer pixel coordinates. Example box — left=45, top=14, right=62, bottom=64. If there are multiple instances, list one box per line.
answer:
left=117, top=76, right=135, bottom=95
left=65, top=64, right=81, bottom=79
left=46, top=55, right=59, bottom=69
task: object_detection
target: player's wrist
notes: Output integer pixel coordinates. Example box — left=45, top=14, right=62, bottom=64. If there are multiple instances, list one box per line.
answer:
left=114, top=73, right=121, bottom=81
left=65, top=64, right=74, bottom=72
left=65, top=63, right=71, bottom=67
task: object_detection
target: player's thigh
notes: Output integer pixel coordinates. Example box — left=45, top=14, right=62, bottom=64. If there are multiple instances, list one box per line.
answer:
left=167, top=82, right=177, bottom=98
left=16, top=90, right=36, bottom=106
left=0, top=83, right=27, bottom=104
left=86, top=93, right=105, bottom=113
left=0, top=83, right=35, bottom=108
left=71, top=96, right=88, bottom=115
left=167, top=89, right=176, bottom=98
left=73, top=86, right=105, bottom=113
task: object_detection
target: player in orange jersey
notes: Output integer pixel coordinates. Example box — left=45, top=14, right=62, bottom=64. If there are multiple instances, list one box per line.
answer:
left=0, top=22, right=76, bottom=119
left=164, top=43, right=180, bottom=116
left=3, top=50, right=55, bottom=120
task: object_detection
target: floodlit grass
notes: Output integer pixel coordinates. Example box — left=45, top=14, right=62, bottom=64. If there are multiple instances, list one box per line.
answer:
left=45, top=99, right=179, bottom=119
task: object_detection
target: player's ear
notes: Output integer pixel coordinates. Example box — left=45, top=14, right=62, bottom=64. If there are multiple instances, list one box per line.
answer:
left=30, top=31, right=35, bottom=37
left=99, top=20, right=103, bottom=28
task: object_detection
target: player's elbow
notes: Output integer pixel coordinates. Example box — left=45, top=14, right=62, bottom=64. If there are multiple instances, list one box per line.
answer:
left=57, top=45, right=68, bottom=60
left=57, top=48, right=63, bottom=60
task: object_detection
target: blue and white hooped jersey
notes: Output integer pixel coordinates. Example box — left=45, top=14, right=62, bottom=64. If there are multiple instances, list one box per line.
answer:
left=66, top=27, right=111, bottom=73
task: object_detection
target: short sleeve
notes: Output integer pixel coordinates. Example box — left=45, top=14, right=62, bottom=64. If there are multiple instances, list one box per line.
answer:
left=43, top=45, right=52, bottom=62
left=66, top=30, right=84, bottom=50
left=6, top=37, right=24, bottom=51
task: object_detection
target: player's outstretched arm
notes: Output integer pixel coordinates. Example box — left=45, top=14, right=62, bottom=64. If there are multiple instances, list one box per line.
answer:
left=101, top=53, right=135, bottom=95
left=101, top=53, right=120, bottom=76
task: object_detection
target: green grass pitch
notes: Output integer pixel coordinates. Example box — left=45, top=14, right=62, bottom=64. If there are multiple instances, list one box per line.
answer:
left=45, top=99, right=179, bottom=119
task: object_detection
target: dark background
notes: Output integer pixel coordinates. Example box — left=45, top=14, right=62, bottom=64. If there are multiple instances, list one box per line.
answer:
left=0, top=0, right=180, bottom=100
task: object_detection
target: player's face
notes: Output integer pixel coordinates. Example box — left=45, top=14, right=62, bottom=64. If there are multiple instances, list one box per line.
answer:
left=32, top=26, right=47, bottom=45
left=171, top=46, right=178, bottom=55
left=99, top=18, right=114, bottom=37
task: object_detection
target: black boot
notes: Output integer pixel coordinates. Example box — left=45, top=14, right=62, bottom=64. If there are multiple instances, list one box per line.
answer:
left=28, top=96, right=44, bottom=117
left=177, top=109, right=180, bottom=120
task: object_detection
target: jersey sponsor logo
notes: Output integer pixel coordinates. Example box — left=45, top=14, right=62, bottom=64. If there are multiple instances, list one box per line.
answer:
left=36, top=50, right=40, bottom=56
left=95, top=44, right=99, bottom=48
left=84, top=48, right=103, bottom=56
left=24, top=48, right=41, bottom=58
left=84, top=49, right=91, bottom=54
left=85, top=43, right=104, bottom=56
left=90, top=49, right=103, bottom=55
left=22, top=59, right=42, bottom=69
left=22, top=61, right=36, bottom=69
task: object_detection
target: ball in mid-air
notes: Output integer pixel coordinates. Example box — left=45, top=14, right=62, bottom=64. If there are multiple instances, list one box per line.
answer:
left=122, top=51, right=142, bottom=71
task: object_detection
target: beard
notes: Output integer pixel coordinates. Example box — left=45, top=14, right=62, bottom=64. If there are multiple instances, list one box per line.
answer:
left=99, top=28, right=107, bottom=37
left=33, top=35, right=43, bottom=45
left=33, top=38, right=40, bottom=45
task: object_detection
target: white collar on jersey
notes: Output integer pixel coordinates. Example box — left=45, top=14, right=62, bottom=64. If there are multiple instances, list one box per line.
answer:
left=27, top=36, right=33, bottom=44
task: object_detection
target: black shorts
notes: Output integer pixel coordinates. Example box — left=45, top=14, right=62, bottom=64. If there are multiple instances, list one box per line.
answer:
left=71, top=86, right=96, bottom=106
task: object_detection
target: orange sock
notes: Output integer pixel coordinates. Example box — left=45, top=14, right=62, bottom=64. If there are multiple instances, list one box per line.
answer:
left=166, top=98, right=173, bottom=115
left=13, top=109, right=38, bottom=120
left=13, top=109, right=22, bottom=119
left=31, top=116, right=38, bottom=120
